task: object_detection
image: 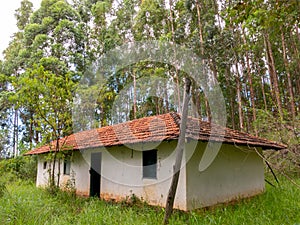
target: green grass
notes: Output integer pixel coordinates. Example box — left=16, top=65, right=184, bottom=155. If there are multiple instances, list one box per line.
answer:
left=0, top=176, right=299, bottom=225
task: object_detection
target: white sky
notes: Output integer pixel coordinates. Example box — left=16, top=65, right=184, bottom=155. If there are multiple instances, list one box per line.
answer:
left=0, top=0, right=42, bottom=60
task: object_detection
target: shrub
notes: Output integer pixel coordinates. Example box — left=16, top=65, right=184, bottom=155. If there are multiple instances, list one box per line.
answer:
left=0, top=156, right=37, bottom=183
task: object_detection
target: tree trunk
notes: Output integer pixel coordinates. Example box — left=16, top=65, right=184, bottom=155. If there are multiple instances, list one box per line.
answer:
left=191, top=87, right=201, bottom=118
left=13, top=109, right=18, bottom=157
left=294, top=27, right=300, bottom=74
left=224, top=68, right=236, bottom=129
left=29, top=113, right=34, bottom=150
left=50, top=138, right=60, bottom=190
left=195, top=0, right=212, bottom=122
left=242, top=28, right=257, bottom=135
left=51, top=152, right=57, bottom=188
left=132, top=69, right=137, bottom=119
left=290, top=29, right=300, bottom=113
left=163, top=78, right=191, bottom=224
left=57, top=158, right=61, bottom=187
left=164, top=81, right=169, bottom=113
left=195, top=0, right=204, bottom=56
left=264, top=32, right=283, bottom=119
left=281, top=29, right=296, bottom=121
left=235, top=62, right=244, bottom=130
left=260, top=71, right=268, bottom=112
left=168, top=0, right=181, bottom=113
left=296, top=25, right=300, bottom=42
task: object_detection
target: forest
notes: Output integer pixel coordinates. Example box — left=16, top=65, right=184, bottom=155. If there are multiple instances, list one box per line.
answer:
left=0, top=0, right=299, bottom=171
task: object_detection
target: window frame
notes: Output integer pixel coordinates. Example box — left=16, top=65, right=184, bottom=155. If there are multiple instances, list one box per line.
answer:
left=63, top=159, right=71, bottom=175
left=142, top=149, right=157, bottom=179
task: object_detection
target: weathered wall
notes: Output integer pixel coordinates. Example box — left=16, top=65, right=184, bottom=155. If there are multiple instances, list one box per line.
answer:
left=36, top=155, right=49, bottom=187
left=36, top=140, right=188, bottom=210
left=78, top=140, right=187, bottom=210
left=36, top=141, right=265, bottom=211
left=36, top=155, right=73, bottom=189
left=71, top=152, right=90, bottom=196
left=185, top=143, right=265, bottom=210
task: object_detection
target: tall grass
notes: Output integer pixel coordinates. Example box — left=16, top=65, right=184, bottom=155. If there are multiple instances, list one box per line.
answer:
left=0, top=176, right=299, bottom=225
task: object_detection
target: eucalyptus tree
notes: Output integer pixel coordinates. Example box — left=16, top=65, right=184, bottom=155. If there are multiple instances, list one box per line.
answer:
left=1, top=0, right=84, bottom=185
left=1, top=0, right=34, bottom=155
left=16, top=0, right=84, bottom=137
left=0, top=61, right=13, bottom=157
left=22, top=0, right=85, bottom=72
left=184, top=0, right=220, bottom=121
left=93, top=0, right=173, bottom=122
left=227, top=0, right=298, bottom=123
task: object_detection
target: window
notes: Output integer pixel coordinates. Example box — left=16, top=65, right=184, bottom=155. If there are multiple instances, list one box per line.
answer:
left=63, top=160, right=71, bottom=175
left=143, top=150, right=157, bottom=179
left=43, top=161, right=47, bottom=170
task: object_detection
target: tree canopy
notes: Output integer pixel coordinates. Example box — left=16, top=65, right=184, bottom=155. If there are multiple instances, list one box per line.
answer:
left=0, top=0, right=299, bottom=157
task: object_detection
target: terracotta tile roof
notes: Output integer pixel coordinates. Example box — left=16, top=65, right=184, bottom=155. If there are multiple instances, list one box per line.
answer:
left=25, top=112, right=286, bottom=155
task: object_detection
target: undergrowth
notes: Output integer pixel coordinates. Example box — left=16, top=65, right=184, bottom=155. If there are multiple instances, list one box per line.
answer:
left=0, top=174, right=299, bottom=225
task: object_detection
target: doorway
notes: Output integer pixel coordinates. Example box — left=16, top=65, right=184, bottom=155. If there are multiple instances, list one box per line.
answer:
left=90, top=152, right=102, bottom=197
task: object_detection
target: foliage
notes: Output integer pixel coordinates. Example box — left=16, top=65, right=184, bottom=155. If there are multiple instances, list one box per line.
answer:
left=0, top=0, right=299, bottom=181
left=0, top=182, right=6, bottom=198
left=13, top=65, right=76, bottom=142
left=0, top=156, right=37, bottom=183
left=255, top=110, right=300, bottom=176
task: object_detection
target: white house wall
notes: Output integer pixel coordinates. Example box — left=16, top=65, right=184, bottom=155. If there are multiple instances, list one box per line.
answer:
left=185, top=142, right=265, bottom=210
left=78, top=140, right=188, bottom=210
left=71, top=152, right=90, bottom=196
left=35, top=141, right=265, bottom=211
left=36, top=155, right=72, bottom=188
left=36, top=155, right=49, bottom=187
left=34, top=140, right=187, bottom=210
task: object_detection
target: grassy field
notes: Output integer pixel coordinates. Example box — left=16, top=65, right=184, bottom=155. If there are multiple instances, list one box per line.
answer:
left=0, top=176, right=299, bottom=225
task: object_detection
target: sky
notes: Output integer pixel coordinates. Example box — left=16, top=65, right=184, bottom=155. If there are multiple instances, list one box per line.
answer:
left=0, top=0, right=42, bottom=59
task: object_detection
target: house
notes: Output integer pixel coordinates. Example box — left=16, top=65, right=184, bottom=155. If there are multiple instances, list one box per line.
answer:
left=25, top=112, right=286, bottom=211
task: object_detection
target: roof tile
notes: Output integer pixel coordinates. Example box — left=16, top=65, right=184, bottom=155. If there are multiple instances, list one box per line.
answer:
left=25, top=112, right=286, bottom=155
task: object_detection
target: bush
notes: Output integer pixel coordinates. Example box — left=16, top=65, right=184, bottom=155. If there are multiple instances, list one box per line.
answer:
left=0, top=156, right=37, bottom=183
left=255, top=110, right=300, bottom=177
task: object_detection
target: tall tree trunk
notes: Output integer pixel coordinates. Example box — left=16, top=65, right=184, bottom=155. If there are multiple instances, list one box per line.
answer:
left=259, top=66, right=268, bottom=112
left=29, top=111, right=34, bottom=150
left=195, top=0, right=204, bottom=56
left=225, top=68, right=236, bottom=129
left=13, top=109, right=18, bottom=157
left=34, top=121, right=39, bottom=143
left=164, top=78, right=191, bottom=224
left=132, top=70, right=137, bottom=119
left=164, top=81, right=169, bottom=113
left=281, top=28, right=296, bottom=121
left=290, top=28, right=300, bottom=75
left=264, top=32, right=283, bottom=119
left=296, top=25, right=300, bottom=42
left=242, top=28, right=257, bottom=135
left=290, top=29, right=300, bottom=111
left=191, top=87, right=201, bottom=118
left=235, top=62, right=244, bottom=130
left=195, top=0, right=212, bottom=122
left=168, top=0, right=181, bottom=113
